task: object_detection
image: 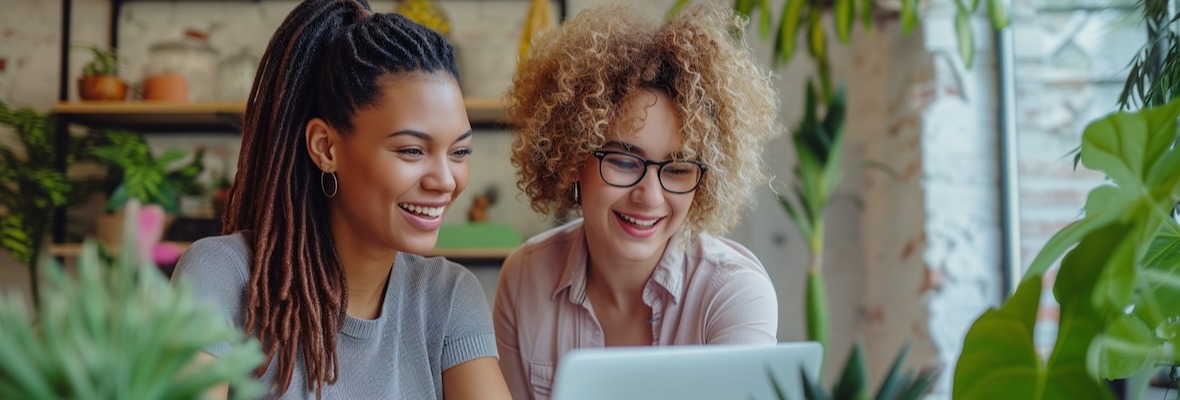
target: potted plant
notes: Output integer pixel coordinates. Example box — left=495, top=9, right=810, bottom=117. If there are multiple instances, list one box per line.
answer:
left=89, top=130, right=205, bottom=250
left=953, top=98, right=1180, bottom=399
left=0, top=202, right=264, bottom=399
left=74, top=43, right=128, bottom=101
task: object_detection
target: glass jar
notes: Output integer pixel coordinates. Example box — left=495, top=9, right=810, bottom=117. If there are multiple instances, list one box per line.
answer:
left=217, top=48, right=257, bottom=102
left=146, top=31, right=219, bottom=102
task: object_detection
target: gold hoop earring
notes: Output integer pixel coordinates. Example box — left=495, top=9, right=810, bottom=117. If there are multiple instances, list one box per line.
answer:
left=321, top=171, right=338, bottom=198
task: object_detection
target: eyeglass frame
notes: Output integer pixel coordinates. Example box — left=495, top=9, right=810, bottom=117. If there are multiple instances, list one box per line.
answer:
left=591, top=150, right=708, bottom=194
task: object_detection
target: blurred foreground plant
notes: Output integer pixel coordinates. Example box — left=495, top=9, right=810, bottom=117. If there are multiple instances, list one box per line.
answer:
left=0, top=202, right=264, bottom=399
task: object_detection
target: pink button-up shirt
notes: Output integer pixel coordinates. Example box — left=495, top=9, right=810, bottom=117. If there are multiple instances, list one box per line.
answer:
left=493, top=219, right=778, bottom=400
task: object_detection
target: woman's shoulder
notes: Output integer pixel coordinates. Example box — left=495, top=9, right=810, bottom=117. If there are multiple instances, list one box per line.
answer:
left=187, top=232, right=249, bottom=253
left=691, top=233, right=768, bottom=276
left=501, top=220, right=583, bottom=279
left=174, top=232, right=252, bottom=283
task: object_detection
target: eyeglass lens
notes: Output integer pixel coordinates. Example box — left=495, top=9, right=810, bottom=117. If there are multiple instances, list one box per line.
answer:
left=599, top=152, right=702, bottom=193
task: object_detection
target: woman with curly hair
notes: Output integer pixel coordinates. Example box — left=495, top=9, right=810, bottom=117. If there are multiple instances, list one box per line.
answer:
left=493, top=2, right=787, bottom=398
left=171, top=0, right=511, bottom=398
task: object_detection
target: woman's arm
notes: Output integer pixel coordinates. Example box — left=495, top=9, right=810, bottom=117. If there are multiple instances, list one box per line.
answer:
left=493, top=249, right=530, bottom=398
left=704, top=266, right=779, bottom=344
left=442, top=357, right=511, bottom=399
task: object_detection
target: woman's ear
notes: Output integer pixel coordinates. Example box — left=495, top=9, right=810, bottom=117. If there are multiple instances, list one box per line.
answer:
left=305, top=117, right=337, bottom=172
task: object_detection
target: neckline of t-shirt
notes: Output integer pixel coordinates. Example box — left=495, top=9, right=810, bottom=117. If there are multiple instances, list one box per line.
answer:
left=339, top=253, right=403, bottom=339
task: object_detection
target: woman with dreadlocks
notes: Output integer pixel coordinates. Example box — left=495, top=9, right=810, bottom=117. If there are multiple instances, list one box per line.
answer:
left=171, top=0, right=510, bottom=398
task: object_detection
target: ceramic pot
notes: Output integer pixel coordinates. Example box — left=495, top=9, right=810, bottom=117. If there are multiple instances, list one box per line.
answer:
left=94, top=208, right=176, bottom=252
left=143, top=73, right=189, bottom=101
left=78, top=75, right=128, bottom=101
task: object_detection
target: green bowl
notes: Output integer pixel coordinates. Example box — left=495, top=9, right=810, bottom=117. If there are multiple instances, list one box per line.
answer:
left=436, top=223, right=523, bottom=249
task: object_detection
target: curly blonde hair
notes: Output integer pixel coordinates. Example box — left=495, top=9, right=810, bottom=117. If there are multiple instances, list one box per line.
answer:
left=507, top=2, right=785, bottom=236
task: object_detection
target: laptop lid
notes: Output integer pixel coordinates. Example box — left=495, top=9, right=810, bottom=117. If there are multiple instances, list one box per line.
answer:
left=550, top=342, right=824, bottom=400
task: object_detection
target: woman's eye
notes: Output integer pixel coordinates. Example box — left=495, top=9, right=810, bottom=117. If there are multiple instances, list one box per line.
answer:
left=451, top=148, right=473, bottom=158
left=607, top=158, right=639, bottom=169
left=397, top=148, right=424, bottom=156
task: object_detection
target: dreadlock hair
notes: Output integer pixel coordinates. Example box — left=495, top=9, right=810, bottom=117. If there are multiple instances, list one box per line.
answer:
left=221, top=0, right=458, bottom=396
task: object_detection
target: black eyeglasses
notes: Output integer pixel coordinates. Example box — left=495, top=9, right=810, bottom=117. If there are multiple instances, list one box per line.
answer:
left=592, top=150, right=707, bottom=194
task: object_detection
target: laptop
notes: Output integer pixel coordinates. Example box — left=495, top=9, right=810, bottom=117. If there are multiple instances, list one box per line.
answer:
left=550, top=342, right=824, bottom=400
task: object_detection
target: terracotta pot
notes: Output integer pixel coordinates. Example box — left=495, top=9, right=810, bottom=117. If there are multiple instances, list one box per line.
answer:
left=77, top=75, right=128, bottom=101
left=95, top=208, right=176, bottom=253
left=143, top=73, right=189, bottom=101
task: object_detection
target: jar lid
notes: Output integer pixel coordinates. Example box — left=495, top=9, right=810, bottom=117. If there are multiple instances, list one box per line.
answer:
left=150, top=29, right=218, bottom=55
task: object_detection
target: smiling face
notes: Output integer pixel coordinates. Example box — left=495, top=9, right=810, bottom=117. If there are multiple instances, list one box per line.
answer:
left=310, top=72, right=472, bottom=255
left=579, top=89, right=697, bottom=266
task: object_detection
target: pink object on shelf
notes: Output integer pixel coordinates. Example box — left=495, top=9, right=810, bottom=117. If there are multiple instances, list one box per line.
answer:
left=152, top=242, right=184, bottom=267
left=136, top=203, right=166, bottom=266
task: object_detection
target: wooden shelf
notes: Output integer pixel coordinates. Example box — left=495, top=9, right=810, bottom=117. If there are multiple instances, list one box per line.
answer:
left=53, top=97, right=508, bottom=132
left=47, top=242, right=512, bottom=262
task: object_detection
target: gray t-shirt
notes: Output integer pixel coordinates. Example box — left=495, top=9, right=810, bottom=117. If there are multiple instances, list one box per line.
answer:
left=171, top=232, right=498, bottom=399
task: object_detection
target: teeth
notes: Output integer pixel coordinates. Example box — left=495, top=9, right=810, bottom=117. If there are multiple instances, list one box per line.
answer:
left=620, top=213, right=658, bottom=227
left=400, top=203, right=444, bottom=218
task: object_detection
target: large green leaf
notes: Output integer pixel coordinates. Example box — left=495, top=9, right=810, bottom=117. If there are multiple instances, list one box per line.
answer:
left=955, top=219, right=1132, bottom=400
left=1143, top=223, right=1180, bottom=310
left=1025, top=186, right=1140, bottom=277
left=1093, top=313, right=1159, bottom=380
left=1026, top=99, right=1180, bottom=277
left=1080, top=97, right=1180, bottom=190
left=1090, top=201, right=1150, bottom=312
left=954, top=277, right=1043, bottom=399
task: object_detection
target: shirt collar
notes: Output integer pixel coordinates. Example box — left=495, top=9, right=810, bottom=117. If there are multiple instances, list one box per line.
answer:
left=550, top=220, right=690, bottom=306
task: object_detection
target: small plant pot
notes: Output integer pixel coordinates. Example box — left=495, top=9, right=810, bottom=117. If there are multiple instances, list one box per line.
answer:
left=143, top=73, right=189, bottom=102
left=94, top=208, right=176, bottom=254
left=78, top=75, right=128, bottom=101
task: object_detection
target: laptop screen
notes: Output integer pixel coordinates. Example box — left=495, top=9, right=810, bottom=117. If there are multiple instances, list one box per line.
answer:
left=551, top=342, right=823, bottom=400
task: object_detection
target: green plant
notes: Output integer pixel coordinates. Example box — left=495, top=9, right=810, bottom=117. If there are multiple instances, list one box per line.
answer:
left=0, top=205, right=264, bottom=399
left=778, top=80, right=845, bottom=358
left=671, top=0, right=1010, bottom=98
left=91, top=130, right=205, bottom=214
left=0, top=101, right=70, bottom=305
left=771, top=342, right=938, bottom=400
left=73, top=43, right=119, bottom=77
left=1117, top=0, right=1180, bottom=111
left=954, top=98, right=1180, bottom=399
